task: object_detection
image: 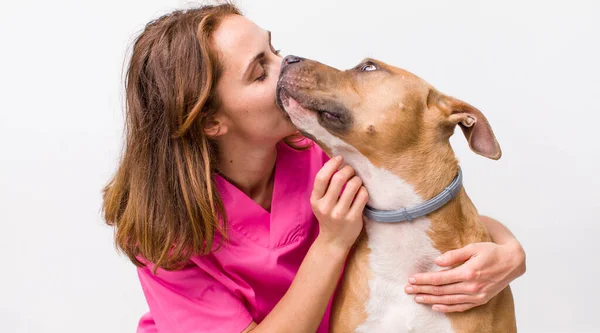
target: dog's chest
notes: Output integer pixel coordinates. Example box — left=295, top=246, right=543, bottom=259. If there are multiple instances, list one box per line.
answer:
left=335, top=151, right=454, bottom=332
left=297, top=124, right=455, bottom=332
left=356, top=218, right=454, bottom=333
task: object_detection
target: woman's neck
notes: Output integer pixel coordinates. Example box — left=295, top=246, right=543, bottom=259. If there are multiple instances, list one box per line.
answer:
left=216, top=137, right=278, bottom=210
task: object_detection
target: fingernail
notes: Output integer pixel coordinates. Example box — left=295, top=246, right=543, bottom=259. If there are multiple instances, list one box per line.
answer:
left=415, top=296, right=424, bottom=302
left=409, top=278, right=416, bottom=284
left=405, top=286, right=414, bottom=293
left=435, top=256, right=444, bottom=263
left=335, top=156, right=343, bottom=161
left=432, top=306, right=441, bottom=312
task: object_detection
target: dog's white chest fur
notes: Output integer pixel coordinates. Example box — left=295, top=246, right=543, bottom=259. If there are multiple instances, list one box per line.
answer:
left=287, top=111, right=454, bottom=332
left=359, top=218, right=453, bottom=333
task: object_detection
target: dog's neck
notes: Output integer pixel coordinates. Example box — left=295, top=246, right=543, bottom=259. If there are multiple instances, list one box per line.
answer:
left=349, top=141, right=487, bottom=248
left=334, top=141, right=483, bottom=240
left=339, top=142, right=457, bottom=211
left=381, top=145, right=459, bottom=208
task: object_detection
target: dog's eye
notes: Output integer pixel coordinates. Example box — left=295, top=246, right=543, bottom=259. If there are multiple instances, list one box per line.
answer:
left=319, top=110, right=341, bottom=122
left=361, top=62, right=377, bottom=72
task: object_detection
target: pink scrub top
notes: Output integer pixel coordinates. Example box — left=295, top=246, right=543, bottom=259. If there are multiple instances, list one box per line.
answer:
left=136, top=139, right=333, bottom=333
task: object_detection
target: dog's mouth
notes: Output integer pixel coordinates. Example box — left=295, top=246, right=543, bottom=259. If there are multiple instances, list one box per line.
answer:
left=276, top=83, right=344, bottom=123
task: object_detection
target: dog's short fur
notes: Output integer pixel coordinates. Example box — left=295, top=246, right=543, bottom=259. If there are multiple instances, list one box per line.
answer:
left=276, top=56, right=516, bottom=333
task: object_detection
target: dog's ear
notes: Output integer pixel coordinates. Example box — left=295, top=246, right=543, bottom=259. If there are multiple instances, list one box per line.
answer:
left=429, top=91, right=502, bottom=160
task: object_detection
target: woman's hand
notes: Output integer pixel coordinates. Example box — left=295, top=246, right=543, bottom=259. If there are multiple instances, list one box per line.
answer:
left=311, top=156, right=369, bottom=252
left=404, top=239, right=526, bottom=313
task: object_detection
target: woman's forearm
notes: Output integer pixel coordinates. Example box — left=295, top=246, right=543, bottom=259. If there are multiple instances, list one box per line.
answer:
left=248, top=235, right=347, bottom=333
left=480, top=215, right=518, bottom=245
left=481, top=215, right=526, bottom=273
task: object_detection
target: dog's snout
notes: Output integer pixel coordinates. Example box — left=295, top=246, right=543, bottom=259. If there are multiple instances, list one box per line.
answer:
left=282, top=55, right=303, bottom=67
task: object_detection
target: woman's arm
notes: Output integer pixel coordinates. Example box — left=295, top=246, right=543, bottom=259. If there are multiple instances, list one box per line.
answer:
left=404, top=215, right=526, bottom=313
left=480, top=215, right=520, bottom=245
left=243, top=236, right=350, bottom=333
left=246, top=156, right=367, bottom=333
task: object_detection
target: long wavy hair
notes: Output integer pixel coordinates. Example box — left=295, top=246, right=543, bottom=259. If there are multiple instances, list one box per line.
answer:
left=102, top=3, right=308, bottom=272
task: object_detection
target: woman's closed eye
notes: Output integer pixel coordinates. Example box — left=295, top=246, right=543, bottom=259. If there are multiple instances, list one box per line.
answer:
left=255, top=50, right=281, bottom=82
left=254, top=47, right=282, bottom=82
left=255, top=64, right=268, bottom=82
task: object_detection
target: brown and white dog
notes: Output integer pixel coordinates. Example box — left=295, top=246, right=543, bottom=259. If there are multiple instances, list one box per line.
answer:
left=276, top=55, right=516, bottom=333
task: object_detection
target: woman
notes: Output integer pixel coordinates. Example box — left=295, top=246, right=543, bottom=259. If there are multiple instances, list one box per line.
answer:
left=102, top=4, right=526, bottom=333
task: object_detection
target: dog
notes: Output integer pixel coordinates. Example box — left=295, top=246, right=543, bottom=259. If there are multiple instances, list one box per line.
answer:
left=276, top=55, right=516, bottom=333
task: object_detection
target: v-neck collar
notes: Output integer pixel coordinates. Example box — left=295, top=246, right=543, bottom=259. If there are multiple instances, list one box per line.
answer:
left=214, top=143, right=282, bottom=217
left=214, top=141, right=305, bottom=248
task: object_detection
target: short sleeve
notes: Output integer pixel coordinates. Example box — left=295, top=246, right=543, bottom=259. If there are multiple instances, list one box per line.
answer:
left=136, top=260, right=253, bottom=333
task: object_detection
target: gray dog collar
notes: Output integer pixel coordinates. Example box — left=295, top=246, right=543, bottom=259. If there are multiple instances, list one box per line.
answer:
left=363, top=168, right=463, bottom=223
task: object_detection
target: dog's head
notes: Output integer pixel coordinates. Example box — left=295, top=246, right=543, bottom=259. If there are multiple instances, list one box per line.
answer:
left=276, top=55, right=501, bottom=166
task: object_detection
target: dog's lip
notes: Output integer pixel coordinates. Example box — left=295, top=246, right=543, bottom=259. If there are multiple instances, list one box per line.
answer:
left=276, top=82, right=338, bottom=118
left=275, top=82, right=287, bottom=111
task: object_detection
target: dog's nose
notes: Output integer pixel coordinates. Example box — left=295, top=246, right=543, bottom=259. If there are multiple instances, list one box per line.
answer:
left=283, top=55, right=303, bottom=67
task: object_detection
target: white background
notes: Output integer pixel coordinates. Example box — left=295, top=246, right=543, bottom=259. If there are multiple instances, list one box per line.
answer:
left=0, top=0, right=598, bottom=332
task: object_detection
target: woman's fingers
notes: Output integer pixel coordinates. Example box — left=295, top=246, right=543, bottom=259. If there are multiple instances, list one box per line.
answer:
left=409, top=266, right=471, bottom=286
left=405, top=282, right=469, bottom=296
left=432, top=303, right=477, bottom=313
left=435, top=244, right=477, bottom=267
left=348, top=186, right=369, bottom=218
left=413, top=294, right=474, bottom=306
left=311, top=156, right=343, bottom=201
left=310, top=156, right=367, bottom=250
left=321, top=165, right=355, bottom=208
left=334, top=176, right=363, bottom=212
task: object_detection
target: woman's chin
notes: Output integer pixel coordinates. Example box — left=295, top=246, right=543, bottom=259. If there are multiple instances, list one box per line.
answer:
left=283, top=120, right=301, bottom=137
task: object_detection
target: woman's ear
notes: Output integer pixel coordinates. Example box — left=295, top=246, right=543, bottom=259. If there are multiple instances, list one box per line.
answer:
left=203, top=114, right=228, bottom=138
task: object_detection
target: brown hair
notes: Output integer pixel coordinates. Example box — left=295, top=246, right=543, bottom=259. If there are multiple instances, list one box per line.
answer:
left=102, top=3, right=308, bottom=272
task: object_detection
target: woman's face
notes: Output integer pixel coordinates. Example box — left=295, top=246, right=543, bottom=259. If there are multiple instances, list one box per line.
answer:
left=209, top=15, right=297, bottom=144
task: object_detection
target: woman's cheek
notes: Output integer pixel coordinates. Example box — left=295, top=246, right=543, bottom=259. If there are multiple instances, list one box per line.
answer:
left=259, top=83, right=276, bottom=109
